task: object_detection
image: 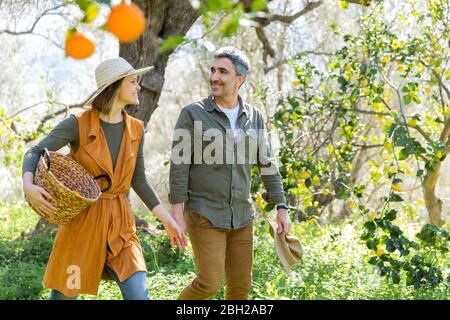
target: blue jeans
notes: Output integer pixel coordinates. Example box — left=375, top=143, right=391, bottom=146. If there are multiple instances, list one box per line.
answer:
left=50, top=265, right=150, bottom=300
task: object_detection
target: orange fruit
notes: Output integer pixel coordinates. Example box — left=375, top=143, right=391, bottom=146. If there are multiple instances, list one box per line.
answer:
left=106, top=2, right=146, bottom=43
left=65, top=32, right=95, bottom=59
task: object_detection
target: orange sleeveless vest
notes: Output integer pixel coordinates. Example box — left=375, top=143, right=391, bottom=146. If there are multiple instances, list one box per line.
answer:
left=42, top=108, right=147, bottom=297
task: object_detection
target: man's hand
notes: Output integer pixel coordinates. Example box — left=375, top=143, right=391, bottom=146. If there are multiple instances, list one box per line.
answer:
left=276, top=208, right=291, bottom=234
left=152, top=204, right=188, bottom=250
left=172, top=203, right=186, bottom=234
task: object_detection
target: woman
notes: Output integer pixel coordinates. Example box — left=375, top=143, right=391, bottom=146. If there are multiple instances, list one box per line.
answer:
left=22, top=57, right=187, bottom=300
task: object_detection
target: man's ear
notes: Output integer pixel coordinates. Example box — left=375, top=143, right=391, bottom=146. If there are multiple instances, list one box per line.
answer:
left=238, top=75, right=245, bottom=89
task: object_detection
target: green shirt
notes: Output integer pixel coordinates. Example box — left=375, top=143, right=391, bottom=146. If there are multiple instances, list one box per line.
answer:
left=22, top=115, right=161, bottom=210
left=169, top=95, right=286, bottom=229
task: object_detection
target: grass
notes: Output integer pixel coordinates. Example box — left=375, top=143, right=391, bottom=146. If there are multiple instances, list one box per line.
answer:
left=0, top=199, right=449, bottom=300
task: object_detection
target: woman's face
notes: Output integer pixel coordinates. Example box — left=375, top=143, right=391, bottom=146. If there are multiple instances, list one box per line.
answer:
left=117, top=75, right=141, bottom=105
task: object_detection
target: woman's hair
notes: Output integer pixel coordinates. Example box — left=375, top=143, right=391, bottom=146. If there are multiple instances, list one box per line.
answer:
left=91, top=78, right=123, bottom=115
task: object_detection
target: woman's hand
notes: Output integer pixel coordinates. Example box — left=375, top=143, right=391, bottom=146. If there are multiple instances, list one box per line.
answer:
left=152, top=204, right=188, bottom=251
left=23, top=172, right=56, bottom=216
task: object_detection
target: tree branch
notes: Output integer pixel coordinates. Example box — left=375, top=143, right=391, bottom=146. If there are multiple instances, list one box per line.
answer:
left=0, top=4, right=65, bottom=35
left=439, top=115, right=450, bottom=144
left=264, top=49, right=333, bottom=73
left=409, top=124, right=434, bottom=145
left=269, top=1, right=323, bottom=24
left=354, top=143, right=384, bottom=149
left=255, top=27, right=275, bottom=61
left=20, top=101, right=87, bottom=143
left=7, top=101, right=50, bottom=119
left=419, top=58, right=450, bottom=101
left=350, top=108, right=390, bottom=116
left=346, top=0, right=372, bottom=6
left=252, top=1, right=323, bottom=64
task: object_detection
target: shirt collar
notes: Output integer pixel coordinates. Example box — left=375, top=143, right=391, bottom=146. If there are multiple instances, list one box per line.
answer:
left=206, top=95, right=250, bottom=117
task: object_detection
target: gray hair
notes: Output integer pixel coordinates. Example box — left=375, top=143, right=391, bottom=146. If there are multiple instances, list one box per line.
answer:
left=214, top=47, right=250, bottom=77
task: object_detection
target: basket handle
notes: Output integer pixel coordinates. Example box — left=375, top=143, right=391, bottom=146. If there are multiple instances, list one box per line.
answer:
left=42, top=148, right=51, bottom=171
left=94, top=174, right=112, bottom=193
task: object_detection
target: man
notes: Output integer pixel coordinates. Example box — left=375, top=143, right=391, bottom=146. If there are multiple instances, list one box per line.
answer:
left=169, top=47, right=290, bottom=300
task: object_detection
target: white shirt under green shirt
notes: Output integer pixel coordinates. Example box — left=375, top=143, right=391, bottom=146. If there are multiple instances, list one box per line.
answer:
left=217, top=103, right=240, bottom=143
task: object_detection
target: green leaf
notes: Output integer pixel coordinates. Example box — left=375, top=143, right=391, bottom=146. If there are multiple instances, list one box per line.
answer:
left=399, top=148, right=411, bottom=160
left=385, top=209, right=397, bottom=221
left=359, top=63, right=367, bottom=74
left=354, top=185, right=365, bottom=198
left=399, top=248, right=410, bottom=256
left=366, top=239, right=377, bottom=250
left=340, top=1, right=348, bottom=9
left=159, top=36, right=185, bottom=52
left=76, top=0, right=93, bottom=11
left=336, top=189, right=350, bottom=200
left=386, top=239, right=396, bottom=252
left=251, top=0, right=267, bottom=11
left=337, top=76, right=349, bottom=89
left=361, top=232, right=372, bottom=240
left=389, top=194, right=404, bottom=202
left=304, top=177, right=312, bottom=188
left=263, top=202, right=275, bottom=212
left=81, top=2, right=100, bottom=23
left=402, top=94, right=412, bottom=105
left=391, top=270, right=401, bottom=284
left=65, top=27, right=77, bottom=43
left=220, top=16, right=240, bottom=37
left=368, top=256, right=378, bottom=265
left=391, top=125, right=409, bottom=146
left=206, top=0, right=233, bottom=12
left=363, top=221, right=376, bottom=233
left=410, top=241, right=420, bottom=250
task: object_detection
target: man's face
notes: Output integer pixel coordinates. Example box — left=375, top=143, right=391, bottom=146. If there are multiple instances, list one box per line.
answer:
left=209, top=57, right=244, bottom=99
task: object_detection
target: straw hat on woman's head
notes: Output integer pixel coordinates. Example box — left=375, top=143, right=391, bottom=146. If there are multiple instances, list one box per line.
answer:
left=86, top=57, right=154, bottom=105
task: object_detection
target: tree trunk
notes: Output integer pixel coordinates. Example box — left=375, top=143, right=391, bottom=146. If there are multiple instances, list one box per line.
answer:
left=422, top=164, right=446, bottom=226
left=121, top=0, right=199, bottom=127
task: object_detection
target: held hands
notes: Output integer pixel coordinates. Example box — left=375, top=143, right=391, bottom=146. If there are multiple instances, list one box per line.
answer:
left=152, top=204, right=188, bottom=251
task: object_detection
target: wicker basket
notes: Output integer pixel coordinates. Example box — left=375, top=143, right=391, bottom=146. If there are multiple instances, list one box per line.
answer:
left=29, top=148, right=111, bottom=225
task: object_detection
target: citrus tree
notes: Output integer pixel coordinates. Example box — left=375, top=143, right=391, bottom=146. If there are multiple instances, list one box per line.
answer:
left=264, top=0, right=450, bottom=288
